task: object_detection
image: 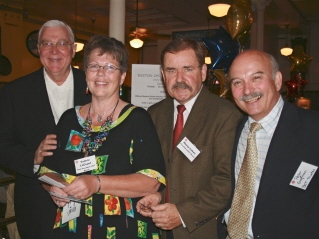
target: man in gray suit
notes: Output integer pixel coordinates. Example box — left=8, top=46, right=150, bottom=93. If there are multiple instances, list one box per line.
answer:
left=137, top=38, right=242, bottom=239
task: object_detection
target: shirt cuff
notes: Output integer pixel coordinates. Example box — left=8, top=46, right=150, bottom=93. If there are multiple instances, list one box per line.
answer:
left=33, top=165, right=40, bottom=173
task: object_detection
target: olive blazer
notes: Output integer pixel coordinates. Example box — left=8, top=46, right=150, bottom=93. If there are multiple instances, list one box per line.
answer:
left=148, top=87, right=242, bottom=239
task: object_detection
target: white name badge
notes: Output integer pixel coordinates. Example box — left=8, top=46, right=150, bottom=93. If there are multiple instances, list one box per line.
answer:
left=290, top=161, right=318, bottom=190
left=177, top=137, right=201, bottom=162
left=74, top=155, right=97, bottom=174
left=62, top=201, right=81, bottom=224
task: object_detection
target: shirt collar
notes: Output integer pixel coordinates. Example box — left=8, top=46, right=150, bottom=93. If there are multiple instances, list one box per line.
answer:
left=43, top=66, right=74, bottom=88
left=173, top=85, right=203, bottom=113
left=248, top=96, right=284, bottom=137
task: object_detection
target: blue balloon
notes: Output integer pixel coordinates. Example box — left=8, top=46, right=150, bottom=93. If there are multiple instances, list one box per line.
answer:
left=203, top=26, right=240, bottom=71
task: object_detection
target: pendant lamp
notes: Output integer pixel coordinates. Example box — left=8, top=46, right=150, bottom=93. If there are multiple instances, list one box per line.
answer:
left=208, top=1, right=230, bottom=17
left=74, top=0, right=84, bottom=52
left=280, top=24, right=293, bottom=56
left=130, top=0, right=144, bottom=48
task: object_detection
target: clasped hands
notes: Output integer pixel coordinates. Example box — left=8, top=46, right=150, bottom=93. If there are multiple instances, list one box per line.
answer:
left=136, top=192, right=182, bottom=230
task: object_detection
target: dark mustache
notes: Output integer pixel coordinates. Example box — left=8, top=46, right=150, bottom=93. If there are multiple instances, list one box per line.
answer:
left=239, top=92, right=264, bottom=101
left=172, top=82, right=193, bottom=91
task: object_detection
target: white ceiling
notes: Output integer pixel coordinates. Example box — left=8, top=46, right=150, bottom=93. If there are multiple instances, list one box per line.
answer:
left=0, top=0, right=318, bottom=43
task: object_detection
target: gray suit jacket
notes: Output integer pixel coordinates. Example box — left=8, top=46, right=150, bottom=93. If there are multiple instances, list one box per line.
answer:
left=148, top=87, right=242, bottom=239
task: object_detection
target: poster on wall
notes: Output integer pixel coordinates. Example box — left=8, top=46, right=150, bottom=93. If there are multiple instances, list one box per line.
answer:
left=131, top=64, right=167, bottom=110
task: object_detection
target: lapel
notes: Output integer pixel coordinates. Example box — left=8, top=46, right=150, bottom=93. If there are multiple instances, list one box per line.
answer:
left=255, top=101, right=300, bottom=206
left=32, top=68, right=56, bottom=127
left=160, top=98, right=175, bottom=159
left=171, top=87, right=209, bottom=157
left=72, top=67, right=91, bottom=106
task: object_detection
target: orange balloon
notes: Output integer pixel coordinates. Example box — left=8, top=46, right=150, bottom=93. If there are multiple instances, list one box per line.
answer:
left=226, top=0, right=253, bottom=48
left=288, top=45, right=313, bottom=73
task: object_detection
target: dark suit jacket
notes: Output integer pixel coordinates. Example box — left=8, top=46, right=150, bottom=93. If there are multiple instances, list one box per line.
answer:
left=148, top=87, right=242, bottom=239
left=218, top=100, right=319, bottom=239
left=0, top=67, right=90, bottom=239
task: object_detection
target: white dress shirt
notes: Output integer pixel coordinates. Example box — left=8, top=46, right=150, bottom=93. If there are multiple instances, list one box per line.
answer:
left=224, top=96, right=284, bottom=238
left=44, top=67, right=74, bottom=124
left=173, top=85, right=202, bottom=127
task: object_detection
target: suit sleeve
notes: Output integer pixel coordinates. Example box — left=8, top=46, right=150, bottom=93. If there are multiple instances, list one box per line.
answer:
left=0, top=84, right=37, bottom=177
left=176, top=108, right=242, bottom=233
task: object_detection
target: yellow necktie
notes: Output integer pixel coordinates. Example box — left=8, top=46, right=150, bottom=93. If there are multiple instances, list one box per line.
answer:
left=228, top=122, right=263, bottom=239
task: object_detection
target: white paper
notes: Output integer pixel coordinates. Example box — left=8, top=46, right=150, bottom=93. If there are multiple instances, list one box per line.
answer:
left=290, top=161, right=318, bottom=190
left=131, top=64, right=167, bottom=110
left=74, top=155, right=97, bottom=174
left=62, top=201, right=81, bottom=224
left=38, top=175, right=66, bottom=188
left=177, top=137, right=201, bottom=162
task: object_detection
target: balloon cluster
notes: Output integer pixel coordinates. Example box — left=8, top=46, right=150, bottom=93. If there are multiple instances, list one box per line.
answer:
left=203, top=0, right=253, bottom=97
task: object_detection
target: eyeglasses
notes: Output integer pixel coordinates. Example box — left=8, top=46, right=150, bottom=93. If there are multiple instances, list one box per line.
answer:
left=164, top=66, right=201, bottom=76
left=38, top=41, right=74, bottom=50
left=87, top=64, right=121, bottom=74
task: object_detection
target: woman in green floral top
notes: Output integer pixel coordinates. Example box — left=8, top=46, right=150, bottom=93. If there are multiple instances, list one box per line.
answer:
left=40, top=35, right=166, bottom=239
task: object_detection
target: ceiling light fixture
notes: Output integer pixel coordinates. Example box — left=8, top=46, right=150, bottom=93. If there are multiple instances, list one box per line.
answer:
left=280, top=24, right=293, bottom=56
left=130, top=0, right=144, bottom=48
left=208, top=1, right=231, bottom=17
left=74, top=0, right=84, bottom=52
left=205, top=17, right=212, bottom=65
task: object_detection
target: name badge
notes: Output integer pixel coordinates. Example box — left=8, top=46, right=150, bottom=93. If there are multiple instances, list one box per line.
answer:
left=177, top=137, right=201, bottom=162
left=290, top=161, right=318, bottom=190
left=74, top=155, right=97, bottom=174
left=62, top=201, right=81, bottom=224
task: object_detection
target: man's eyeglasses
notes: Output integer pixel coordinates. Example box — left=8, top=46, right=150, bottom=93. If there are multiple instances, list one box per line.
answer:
left=87, top=64, right=121, bottom=74
left=38, top=41, right=73, bottom=50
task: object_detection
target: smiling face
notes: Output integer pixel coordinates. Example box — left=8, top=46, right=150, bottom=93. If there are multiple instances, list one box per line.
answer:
left=38, top=26, right=75, bottom=84
left=229, top=51, right=282, bottom=121
left=85, top=49, right=126, bottom=100
left=161, top=49, right=207, bottom=104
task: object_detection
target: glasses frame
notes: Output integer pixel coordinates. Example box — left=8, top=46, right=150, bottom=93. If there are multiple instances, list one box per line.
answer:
left=38, top=41, right=74, bottom=51
left=87, top=64, right=121, bottom=74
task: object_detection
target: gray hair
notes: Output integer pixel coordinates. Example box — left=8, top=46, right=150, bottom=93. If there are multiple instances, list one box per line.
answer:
left=38, top=20, right=74, bottom=43
left=268, top=53, right=280, bottom=79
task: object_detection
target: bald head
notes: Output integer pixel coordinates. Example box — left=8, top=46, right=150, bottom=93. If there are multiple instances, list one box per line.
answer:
left=229, top=50, right=282, bottom=121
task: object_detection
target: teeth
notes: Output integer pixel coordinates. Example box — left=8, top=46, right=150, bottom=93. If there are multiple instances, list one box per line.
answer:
left=245, top=95, right=261, bottom=103
left=96, top=82, right=108, bottom=85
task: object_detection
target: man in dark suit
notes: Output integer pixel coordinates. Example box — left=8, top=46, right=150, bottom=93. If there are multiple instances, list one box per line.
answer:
left=218, top=50, right=319, bottom=239
left=137, top=38, right=242, bottom=239
left=0, top=20, right=90, bottom=238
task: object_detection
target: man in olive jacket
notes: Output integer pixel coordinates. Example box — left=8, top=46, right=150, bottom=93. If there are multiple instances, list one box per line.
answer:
left=137, top=38, right=242, bottom=239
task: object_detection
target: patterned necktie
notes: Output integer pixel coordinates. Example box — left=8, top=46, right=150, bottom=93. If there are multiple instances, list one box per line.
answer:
left=172, top=104, right=186, bottom=149
left=227, top=122, right=263, bottom=239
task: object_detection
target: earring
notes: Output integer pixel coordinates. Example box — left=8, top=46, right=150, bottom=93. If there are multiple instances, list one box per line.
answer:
left=119, top=85, right=123, bottom=96
left=86, top=86, right=89, bottom=95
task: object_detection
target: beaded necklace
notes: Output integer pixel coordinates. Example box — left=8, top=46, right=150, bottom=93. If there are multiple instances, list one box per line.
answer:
left=82, top=99, right=119, bottom=156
